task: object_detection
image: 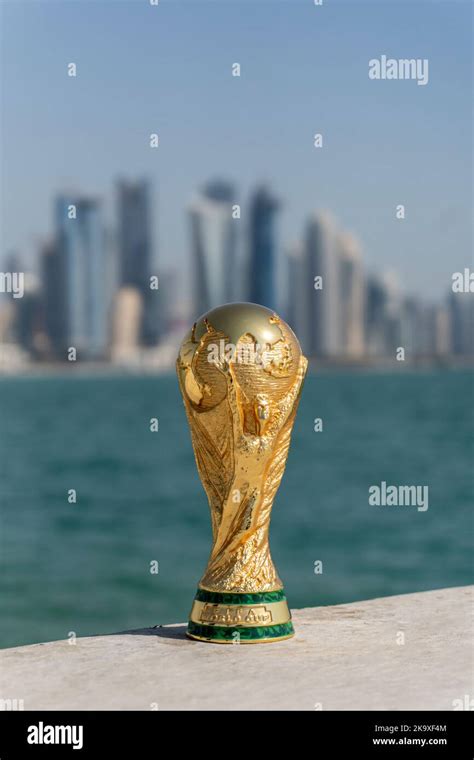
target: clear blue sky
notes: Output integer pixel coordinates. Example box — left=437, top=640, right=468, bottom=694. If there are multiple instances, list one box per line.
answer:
left=1, top=0, right=472, bottom=300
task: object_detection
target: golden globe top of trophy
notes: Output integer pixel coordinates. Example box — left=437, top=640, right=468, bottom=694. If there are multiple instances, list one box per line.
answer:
left=177, top=302, right=308, bottom=643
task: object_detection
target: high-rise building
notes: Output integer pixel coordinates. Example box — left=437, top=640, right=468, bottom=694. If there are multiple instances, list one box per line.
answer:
left=339, top=232, right=365, bottom=359
left=304, top=211, right=341, bottom=358
left=0, top=296, right=15, bottom=345
left=433, top=305, right=451, bottom=356
left=14, top=273, right=42, bottom=356
left=399, top=297, right=421, bottom=357
left=381, top=271, right=402, bottom=355
left=365, top=275, right=390, bottom=357
left=400, top=298, right=441, bottom=358
left=286, top=242, right=308, bottom=352
left=448, top=291, right=474, bottom=355
left=0, top=254, right=41, bottom=355
left=189, top=180, right=237, bottom=318
left=156, top=269, right=180, bottom=334
left=55, top=196, right=109, bottom=358
left=421, top=304, right=442, bottom=357
left=118, top=179, right=151, bottom=289
left=41, top=240, right=66, bottom=356
left=248, top=186, right=279, bottom=311
left=365, top=272, right=404, bottom=358
left=117, top=179, right=157, bottom=345
left=110, top=286, right=143, bottom=363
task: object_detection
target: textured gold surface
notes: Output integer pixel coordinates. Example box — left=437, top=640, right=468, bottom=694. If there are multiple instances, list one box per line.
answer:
left=189, top=599, right=291, bottom=626
left=177, top=302, right=308, bottom=593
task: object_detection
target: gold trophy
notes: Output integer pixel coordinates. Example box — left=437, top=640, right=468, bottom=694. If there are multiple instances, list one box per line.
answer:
left=177, top=302, right=307, bottom=643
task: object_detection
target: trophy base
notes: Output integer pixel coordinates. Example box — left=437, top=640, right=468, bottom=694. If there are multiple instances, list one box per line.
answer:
left=186, top=587, right=294, bottom=644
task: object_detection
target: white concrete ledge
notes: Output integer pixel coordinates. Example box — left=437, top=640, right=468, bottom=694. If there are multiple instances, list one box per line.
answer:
left=1, top=586, right=471, bottom=711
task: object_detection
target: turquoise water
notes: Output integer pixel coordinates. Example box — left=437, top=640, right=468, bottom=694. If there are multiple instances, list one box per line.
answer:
left=1, top=370, right=472, bottom=648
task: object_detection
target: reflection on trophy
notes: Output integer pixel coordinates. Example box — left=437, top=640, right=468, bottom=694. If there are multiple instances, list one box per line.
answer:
left=177, top=302, right=308, bottom=643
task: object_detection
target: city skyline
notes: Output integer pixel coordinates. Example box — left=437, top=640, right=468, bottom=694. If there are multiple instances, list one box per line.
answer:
left=1, top=173, right=473, bottom=368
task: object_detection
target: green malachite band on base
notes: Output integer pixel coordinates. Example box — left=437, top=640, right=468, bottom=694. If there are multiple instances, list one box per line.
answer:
left=187, top=586, right=294, bottom=643
left=194, top=588, right=286, bottom=605
left=187, top=619, right=295, bottom=643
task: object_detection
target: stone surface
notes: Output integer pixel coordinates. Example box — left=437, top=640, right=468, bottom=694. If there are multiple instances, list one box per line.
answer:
left=1, top=586, right=472, bottom=710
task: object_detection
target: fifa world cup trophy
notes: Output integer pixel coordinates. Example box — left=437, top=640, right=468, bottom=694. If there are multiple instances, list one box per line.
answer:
left=177, top=302, right=308, bottom=643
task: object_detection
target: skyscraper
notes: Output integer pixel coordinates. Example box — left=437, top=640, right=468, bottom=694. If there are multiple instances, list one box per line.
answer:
left=304, top=211, right=341, bottom=358
left=448, top=291, right=474, bottom=355
left=117, top=179, right=157, bottom=344
left=365, top=276, right=388, bottom=356
left=189, top=180, right=237, bottom=318
left=433, top=305, right=451, bottom=356
left=55, top=196, right=109, bottom=358
left=41, top=240, right=66, bottom=356
left=399, top=297, right=421, bottom=357
left=248, top=186, right=279, bottom=311
left=14, top=273, right=42, bottom=356
left=339, top=232, right=365, bottom=359
left=286, top=242, right=309, bottom=353
left=110, top=286, right=143, bottom=363
left=382, top=271, right=403, bottom=355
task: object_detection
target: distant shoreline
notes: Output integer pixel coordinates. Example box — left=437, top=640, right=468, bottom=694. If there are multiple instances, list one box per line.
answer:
left=1, top=357, right=473, bottom=378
